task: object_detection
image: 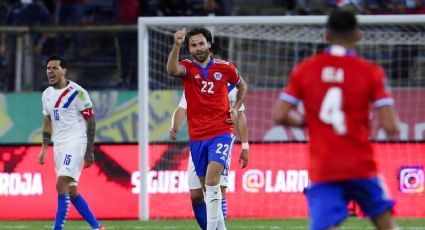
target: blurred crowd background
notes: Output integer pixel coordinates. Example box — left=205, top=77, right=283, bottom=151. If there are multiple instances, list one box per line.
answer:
left=0, top=0, right=424, bottom=92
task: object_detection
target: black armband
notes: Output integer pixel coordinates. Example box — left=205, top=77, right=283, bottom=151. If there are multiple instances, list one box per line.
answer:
left=42, top=132, right=51, bottom=145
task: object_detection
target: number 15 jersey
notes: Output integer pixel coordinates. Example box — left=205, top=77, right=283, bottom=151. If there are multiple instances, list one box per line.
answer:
left=179, top=58, right=241, bottom=141
left=280, top=45, right=394, bottom=183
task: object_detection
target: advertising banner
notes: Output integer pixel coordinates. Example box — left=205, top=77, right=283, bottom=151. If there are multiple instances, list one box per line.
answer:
left=1, top=88, right=424, bottom=144
left=0, top=143, right=424, bottom=220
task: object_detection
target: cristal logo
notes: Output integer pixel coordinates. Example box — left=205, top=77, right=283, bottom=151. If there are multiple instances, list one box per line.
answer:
left=399, top=166, right=424, bottom=193
left=242, top=169, right=265, bottom=193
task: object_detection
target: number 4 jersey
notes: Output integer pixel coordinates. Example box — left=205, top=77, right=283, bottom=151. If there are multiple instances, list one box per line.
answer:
left=42, top=80, right=94, bottom=144
left=280, top=45, right=394, bottom=183
left=179, top=58, right=241, bottom=141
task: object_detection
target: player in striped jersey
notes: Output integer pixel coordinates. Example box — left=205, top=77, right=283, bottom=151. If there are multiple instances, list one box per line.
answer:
left=38, top=56, right=104, bottom=230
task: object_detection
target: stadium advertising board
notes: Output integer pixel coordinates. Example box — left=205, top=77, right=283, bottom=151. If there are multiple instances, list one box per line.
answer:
left=0, top=143, right=424, bottom=219
left=1, top=89, right=424, bottom=143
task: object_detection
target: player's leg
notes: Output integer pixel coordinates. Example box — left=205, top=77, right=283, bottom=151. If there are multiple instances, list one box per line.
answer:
left=220, top=186, right=227, bottom=219
left=205, top=133, right=233, bottom=230
left=69, top=141, right=103, bottom=230
left=219, top=134, right=234, bottom=220
left=372, top=210, right=397, bottom=230
left=305, top=182, right=348, bottom=230
left=188, top=154, right=207, bottom=230
left=53, top=145, right=72, bottom=230
left=205, top=162, right=224, bottom=230
left=69, top=185, right=103, bottom=230
left=347, top=177, right=397, bottom=230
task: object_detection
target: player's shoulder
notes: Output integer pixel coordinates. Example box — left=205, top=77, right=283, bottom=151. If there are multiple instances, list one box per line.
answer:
left=180, top=59, right=193, bottom=64
left=354, top=56, right=382, bottom=69
left=213, top=58, right=231, bottom=65
left=212, top=59, right=236, bottom=72
left=68, top=80, right=89, bottom=92
left=42, top=86, right=52, bottom=98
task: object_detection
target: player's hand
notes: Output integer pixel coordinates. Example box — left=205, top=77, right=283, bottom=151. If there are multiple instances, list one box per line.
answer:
left=174, top=28, right=186, bottom=46
left=239, top=149, right=248, bottom=169
left=226, top=108, right=237, bottom=124
left=169, top=127, right=178, bottom=140
left=84, top=151, right=94, bottom=168
left=38, top=152, right=46, bottom=165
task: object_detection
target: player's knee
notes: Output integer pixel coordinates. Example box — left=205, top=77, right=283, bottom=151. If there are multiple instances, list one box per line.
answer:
left=55, top=176, right=72, bottom=193
left=68, top=186, right=78, bottom=199
left=190, top=189, right=204, bottom=204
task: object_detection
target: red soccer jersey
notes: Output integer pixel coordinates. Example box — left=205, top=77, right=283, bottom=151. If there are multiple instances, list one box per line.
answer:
left=180, top=58, right=241, bottom=140
left=281, top=45, right=394, bottom=183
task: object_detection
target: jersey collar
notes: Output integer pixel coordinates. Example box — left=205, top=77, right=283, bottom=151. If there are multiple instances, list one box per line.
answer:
left=325, top=45, right=356, bottom=57
left=193, top=58, right=214, bottom=79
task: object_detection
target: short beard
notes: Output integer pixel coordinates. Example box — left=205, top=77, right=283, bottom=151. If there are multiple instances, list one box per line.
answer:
left=193, top=52, right=209, bottom=63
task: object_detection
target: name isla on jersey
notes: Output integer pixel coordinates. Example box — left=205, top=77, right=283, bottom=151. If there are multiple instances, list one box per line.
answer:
left=322, top=67, right=344, bottom=83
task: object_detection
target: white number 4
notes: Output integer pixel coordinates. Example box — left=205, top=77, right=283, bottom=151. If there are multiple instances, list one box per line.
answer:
left=319, top=87, right=346, bottom=135
left=201, top=81, right=214, bottom=94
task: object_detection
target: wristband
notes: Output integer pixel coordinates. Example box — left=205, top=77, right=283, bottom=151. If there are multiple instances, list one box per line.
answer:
left=242, top=142, right=249, bottom=150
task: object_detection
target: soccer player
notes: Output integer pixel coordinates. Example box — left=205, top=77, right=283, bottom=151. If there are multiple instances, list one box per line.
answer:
left=272, top=10, right=400, bottom=230
left=38, top=56, right=104, bottom=230
left=170, top=86, right=249, bottom=229
left=166, top=27, right=248, bottom=230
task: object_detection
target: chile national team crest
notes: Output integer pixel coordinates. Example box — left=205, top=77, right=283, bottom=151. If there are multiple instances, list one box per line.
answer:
left=214, top=72, right=223, bottom=80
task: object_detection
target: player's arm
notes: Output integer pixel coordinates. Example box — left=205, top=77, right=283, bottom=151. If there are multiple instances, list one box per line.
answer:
left=377, top=106, right=400, bottom=135
left=372, top=66, right=400, bottom=136
left=236, top=111, right=249, bottom=168
left=228, top=78, right=248, bottom=124
left=166, top=28, right=186, bottom=77
left=76, top=89, right=96, bottom=168
left=83, top=112, right=96, bottom=168
left=170, top=107, right=187, bottom=140
left=38, top=115, right=52, bottom=165
left=272, top=100, right=305, bottom=127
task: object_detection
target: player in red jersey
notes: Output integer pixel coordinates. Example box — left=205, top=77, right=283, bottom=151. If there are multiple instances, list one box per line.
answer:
left=273, top=10, right=400, bottom=230
left=166, top=27, right=248, bottom=230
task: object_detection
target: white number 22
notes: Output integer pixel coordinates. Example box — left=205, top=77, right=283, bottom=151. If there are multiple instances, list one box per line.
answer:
left=319, top=87, right=346, bottom=135
left=201, top=81, right=214, bottom=94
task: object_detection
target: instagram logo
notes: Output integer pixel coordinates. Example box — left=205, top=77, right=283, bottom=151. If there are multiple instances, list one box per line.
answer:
left=399, top=166, right=424, bottom=193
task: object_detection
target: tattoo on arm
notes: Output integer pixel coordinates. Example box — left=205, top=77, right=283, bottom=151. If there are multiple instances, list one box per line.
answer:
left=42, top=132, right=51, bottom=146
left=86, top=118, right=96, bottom=153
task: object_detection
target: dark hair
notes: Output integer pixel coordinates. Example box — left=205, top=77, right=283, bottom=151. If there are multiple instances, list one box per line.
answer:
left=210, top=42, right=222, bottom=56
left=326, top=9, right=358, bottom=37
left=184, top=27, right=212, bottom=50
left=45, top=55, right=67, bottom=68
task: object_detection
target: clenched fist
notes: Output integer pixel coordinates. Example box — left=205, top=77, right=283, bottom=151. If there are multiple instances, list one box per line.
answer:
left=174, top=28, right=186, bottom=46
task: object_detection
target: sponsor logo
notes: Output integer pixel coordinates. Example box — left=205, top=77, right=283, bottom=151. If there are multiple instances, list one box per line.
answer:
left=399, top=166, right=424, bottom=193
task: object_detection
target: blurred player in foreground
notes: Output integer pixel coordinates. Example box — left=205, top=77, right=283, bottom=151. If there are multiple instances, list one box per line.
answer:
left=167, top=27, right=248, bottom=230
left=38, top=56, right=104, bottom=230
left=272, top=10, right=400, bottom=230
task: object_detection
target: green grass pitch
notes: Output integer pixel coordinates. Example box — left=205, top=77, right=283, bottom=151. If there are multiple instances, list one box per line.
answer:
left=0, top=218, right=425, bottom=229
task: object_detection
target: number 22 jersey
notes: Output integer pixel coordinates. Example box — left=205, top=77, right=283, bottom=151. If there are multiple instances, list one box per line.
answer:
left=179, top=58, right=241, bottom=141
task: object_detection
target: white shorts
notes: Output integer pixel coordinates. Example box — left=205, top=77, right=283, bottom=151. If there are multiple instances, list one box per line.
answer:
left=187, top=153, right=229, bottom=190
left=54, top=138, right=87, bottom=186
